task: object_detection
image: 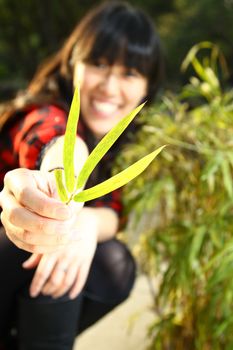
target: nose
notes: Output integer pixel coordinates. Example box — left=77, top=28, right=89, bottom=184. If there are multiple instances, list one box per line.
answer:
left=99, top=70, right=120, bottom=96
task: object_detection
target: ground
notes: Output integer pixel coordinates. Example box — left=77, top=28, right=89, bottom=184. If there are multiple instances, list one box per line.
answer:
left=74, top=275, right=155, bottom=350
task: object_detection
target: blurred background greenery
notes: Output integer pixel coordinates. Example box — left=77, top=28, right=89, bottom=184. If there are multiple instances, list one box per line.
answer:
left=116, top=42, right=233, bottom=349
left=0, top=0, right=233, bottom=100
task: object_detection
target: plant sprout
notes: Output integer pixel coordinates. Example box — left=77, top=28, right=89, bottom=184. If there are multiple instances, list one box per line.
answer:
left=54, top=86, right=165, bottom=204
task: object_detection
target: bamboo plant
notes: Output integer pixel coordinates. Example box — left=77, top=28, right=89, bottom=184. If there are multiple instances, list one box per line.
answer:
left=116, top=42, right=233, bottom=349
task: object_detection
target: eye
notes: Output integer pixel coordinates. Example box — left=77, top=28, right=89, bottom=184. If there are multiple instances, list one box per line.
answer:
left=94, top=60, right=109, bottom=70
left=124, top=68, right=140, bottom=78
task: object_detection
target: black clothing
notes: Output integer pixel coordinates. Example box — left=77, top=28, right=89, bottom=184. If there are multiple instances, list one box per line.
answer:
left=0, top=229, right=136, bottom=349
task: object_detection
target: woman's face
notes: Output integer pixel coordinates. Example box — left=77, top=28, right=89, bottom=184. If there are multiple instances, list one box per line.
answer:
left=73, top=59, right=148, bottom=139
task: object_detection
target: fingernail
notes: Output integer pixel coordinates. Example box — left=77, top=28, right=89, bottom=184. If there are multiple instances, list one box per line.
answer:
left=30, top=289, right=39, bottom=298
left=69, top=291, right=78, bottom=300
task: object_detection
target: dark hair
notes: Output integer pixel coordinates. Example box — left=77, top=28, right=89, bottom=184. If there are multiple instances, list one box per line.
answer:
left=0, top=1, right=164, bottom=130
left=71, top=1, right=164, bottom=103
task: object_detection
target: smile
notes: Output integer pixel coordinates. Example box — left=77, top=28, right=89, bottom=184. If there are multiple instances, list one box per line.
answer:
left=92, top=100, right=119, bottom=114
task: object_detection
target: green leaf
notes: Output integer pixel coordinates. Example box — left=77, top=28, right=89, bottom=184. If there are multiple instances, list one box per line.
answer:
left=73, top=145, right=166, bottom=202
left=63, top=86, right=80, bottom=193
left=221, top=159, right=233, bottom=198
left=181, top=41, right=213, bottom=72
left=205, top=67, right=220, bottom=89
left=75, top=102, right=146, bottom=190
left=54, top=169, right=69, bottom=203
left=188, top=226, right=206, bottom=267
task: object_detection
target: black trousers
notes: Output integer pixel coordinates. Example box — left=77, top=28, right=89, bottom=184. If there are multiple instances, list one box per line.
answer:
left=0, top=228, right=136, bottom=350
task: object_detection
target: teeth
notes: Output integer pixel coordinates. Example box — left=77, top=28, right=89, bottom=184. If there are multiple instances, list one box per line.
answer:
left=92, top=101, right=118, bottom=114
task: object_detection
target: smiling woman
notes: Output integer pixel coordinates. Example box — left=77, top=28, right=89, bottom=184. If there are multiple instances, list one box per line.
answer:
left=73, top=61, right=147, bottom=138
left=0, top=2, right=164, bottom=350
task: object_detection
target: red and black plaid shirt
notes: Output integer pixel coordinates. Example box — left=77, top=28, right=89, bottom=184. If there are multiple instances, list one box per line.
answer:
left=0, top=105, right=122, bottom=215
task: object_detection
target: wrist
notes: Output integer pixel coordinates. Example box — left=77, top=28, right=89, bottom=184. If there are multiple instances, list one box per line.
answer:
left=76, top=207, right=100, bottom=240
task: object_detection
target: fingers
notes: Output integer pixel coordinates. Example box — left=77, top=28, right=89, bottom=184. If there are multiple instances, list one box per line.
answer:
left=28, top=249, right=78, bottom=298
left=29, top=254, right=58, bottom=297
left=0, top=169, right=78, bottom=253
left=1, top=212, right=74, bottom=255
left=3, top=169, right=71, bottom=220
left=15, top=229, right=72, bottom=247
left=69, top=262, right=91, bottom=299
left=2, top=209, right=72, bottom=255
left=0, top=169, right=87, bottom=254
left=28, top=230, right=97, bottom=299
left=42, top=262, right=69, bottom=296
left=31, top=253, right=90, bottom=299
left=22, top=253, right=42, bottom=269
left=1, top=210, right=25, bottom=238
left=1, top=189, right=71, bottom=235
left=45, top=260, right=80, bottom=299
left=1, top=211, right=37, bottom=252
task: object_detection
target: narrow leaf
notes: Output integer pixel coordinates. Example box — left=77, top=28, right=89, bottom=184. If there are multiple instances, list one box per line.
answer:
left=73, top=145, right=166, bottom=202
left=221, top=159, right=233, bottom=198
left=54, top=169, right=69, bottom=203
left=63, top=86, right=80, bottom=193
left=181, top=41, right=213, bottom=72
left=189, top=226, right=206, bottom=267
left=76, top=102, right=146, bottom=190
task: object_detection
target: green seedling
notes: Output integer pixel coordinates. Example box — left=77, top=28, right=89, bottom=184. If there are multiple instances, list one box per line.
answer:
left=54, top=86, right=166, bottom=204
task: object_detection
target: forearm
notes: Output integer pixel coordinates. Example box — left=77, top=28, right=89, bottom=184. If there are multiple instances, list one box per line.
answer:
left=78, top=206, right=119, bottom=242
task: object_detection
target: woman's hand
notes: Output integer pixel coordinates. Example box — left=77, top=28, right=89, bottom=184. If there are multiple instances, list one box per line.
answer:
left=0, top=168, right=81, bottom=253
left=23, top=210, right=98, bottom=299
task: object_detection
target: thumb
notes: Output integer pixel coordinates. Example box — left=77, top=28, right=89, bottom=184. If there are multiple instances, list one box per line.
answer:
left=22, top=253, right=42, bottom=269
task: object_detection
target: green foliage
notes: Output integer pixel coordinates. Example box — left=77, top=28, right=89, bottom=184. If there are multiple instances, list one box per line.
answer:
left=1, top=0, right=233, bottom=98
left=74, top=146, right=165, bottom=203
left=116, top=43, right=233, bottom=349
left=157, top=0, right=233, bottom=86
left=63, top=86, right=80, bottom=193
left=54, top=87, right=165, bottom=205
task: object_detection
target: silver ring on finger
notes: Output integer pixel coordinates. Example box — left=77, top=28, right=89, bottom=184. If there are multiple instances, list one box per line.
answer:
left=58, top=265, right=68, bottom=273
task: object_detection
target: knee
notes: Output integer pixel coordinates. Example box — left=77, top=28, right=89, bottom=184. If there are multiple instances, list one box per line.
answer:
left=105, top=240, right=136, bottom=293
left=87, top=239, right=137, bottom=303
